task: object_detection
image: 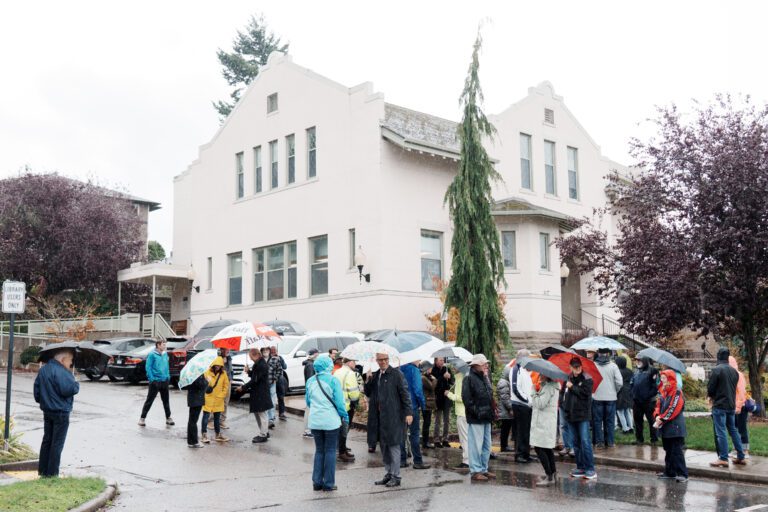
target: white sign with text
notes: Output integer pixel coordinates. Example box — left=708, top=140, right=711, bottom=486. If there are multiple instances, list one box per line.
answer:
left=2, top=281, right=26, bottom=314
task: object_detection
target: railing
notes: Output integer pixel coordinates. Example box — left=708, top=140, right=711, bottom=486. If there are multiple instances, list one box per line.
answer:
left=142, top=314, right=176, bottom=340
left=561, top=315, right=588, bottom=346
left=1, top=314, right=142, bottom=338
left=560, top=309, right=652, bottom=353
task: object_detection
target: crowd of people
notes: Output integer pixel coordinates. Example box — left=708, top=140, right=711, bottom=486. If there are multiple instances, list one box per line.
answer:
left=31, top=340, right=756, bottom=494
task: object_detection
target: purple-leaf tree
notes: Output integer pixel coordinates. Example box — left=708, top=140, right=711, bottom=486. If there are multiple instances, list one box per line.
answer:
left=557, top=96, right=768, bottom=414
left=0, top=172, right=144, bottom=314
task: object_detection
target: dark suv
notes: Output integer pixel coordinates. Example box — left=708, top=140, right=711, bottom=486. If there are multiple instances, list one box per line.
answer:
left=166, top=319, right=240, bottom=387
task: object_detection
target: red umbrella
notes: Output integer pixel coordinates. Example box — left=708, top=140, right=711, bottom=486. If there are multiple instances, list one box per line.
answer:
left=548, top=352, right=603, bottom=393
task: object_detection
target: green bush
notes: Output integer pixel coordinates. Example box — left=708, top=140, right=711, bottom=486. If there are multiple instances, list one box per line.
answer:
left=683, top=372, right=706, bottom=399
left=19, top=346, right=41, bottom=366
left=685, top=398, right=709, bottom=412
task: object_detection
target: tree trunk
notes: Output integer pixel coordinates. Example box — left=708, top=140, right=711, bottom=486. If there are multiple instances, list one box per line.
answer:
left=744, top=328, right=766, bottom=418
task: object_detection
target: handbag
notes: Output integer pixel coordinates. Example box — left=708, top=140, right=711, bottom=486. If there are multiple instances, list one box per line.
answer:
left=206, top=373, right=222, bottom=394
left=316, top=376, right=349, bottom=435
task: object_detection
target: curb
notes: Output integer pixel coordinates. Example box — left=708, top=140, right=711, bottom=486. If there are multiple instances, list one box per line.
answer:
left=0, top=459, right=38, bottom=471
left=69, top=479, right=118, bottom=512
left=286, top=409, right=768, bottom=486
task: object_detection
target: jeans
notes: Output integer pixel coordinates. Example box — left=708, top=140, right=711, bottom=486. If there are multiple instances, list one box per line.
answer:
left=187, top=406, right=202, bottom=445
left=499, top=419, right=515, bottom=450
left=401, top=408, right=423, bottom=465
left=382, top=443, right=402, bottom=478
left=457, top=416, right=469, bottom=465
left=268, top=383, right=277, bottom=421
left=617, top=407, right=634, bottom=432
left=592, top=400, right=617, bottom=446
left=421, top=409, right=432, bottom=444
left=141, top=380, right=171, bottom=419
left=559, top=406, right=573, bottom=449
left=736, top=407, right=750, bottom=449
left=39, top=412, right=70, bottom=477
left=467, top=422, right=492, bottom=474
left=713, top=408, right=744, bottom=461
left=633, top=400, right=658, bottom=443
left=535, top=447, right=557, bottom=477
left=277, top=377, right=287, bottom=416
left=569, top=420, right=594, bottom=472
left=339, top=406, right=355, bottom=453
left=312, top=428, right=339, bottom=489
left=662, top=437, right=688, bottom=477
left=511, top=404, right=531, bottom=458
left=201, top=411, right=221, bottom=435
left=433, top=407, right=450, bottom=442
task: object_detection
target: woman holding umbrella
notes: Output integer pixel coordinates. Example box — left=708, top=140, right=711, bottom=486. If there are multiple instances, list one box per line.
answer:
left=530, top=375, right=560, bottom=485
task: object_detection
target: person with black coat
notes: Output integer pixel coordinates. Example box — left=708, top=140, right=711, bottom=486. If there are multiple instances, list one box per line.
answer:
left=707, top=347, right=745, bottom=466
left=430, top=358, right=454, bottom=447
left=563, top=357, right=596, bottom=480
left=631, top=356, right=659, bottom=444
left=364, top=351, right=413, bottom=488
left=237, top=348, right=273, bottom=443
left=462, top=354, right=496, bottom=482
left=185, top=374, right=208, bottom=448
left=616, top=356, right=634, bottom=434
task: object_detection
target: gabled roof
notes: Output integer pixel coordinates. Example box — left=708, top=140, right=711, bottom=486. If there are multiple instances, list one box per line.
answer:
left=381, top=103, right=461, bottom=160
left=492, top=196, right=576, bottom=231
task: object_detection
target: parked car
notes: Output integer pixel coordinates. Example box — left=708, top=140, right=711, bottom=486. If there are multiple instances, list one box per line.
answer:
left=107, top=338, right=187, bottom=384
left=231, top=331, right=364, bottom=393
left=166, top=320, right=240, bottom=388
left=76, top=337, right=154, bottom=381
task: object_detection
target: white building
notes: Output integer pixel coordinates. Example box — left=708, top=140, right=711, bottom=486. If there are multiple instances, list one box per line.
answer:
left=163, top=52, right=628, bottom=342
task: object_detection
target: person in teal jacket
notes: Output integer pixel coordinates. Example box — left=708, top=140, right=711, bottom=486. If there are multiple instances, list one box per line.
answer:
left=305, top=355, right=348, bottom=491
left=139, top=340, right=174, bottom=427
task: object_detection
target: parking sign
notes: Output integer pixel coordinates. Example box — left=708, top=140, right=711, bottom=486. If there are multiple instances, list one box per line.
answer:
left=2, top=281, right=26, bottom=314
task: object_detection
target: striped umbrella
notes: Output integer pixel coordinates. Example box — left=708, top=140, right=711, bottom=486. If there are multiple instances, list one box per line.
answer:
left=211, top=322, right=280, bottom=351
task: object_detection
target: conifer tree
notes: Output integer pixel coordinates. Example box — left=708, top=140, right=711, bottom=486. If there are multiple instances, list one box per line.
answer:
left=444, top=31, right=509, bottom=363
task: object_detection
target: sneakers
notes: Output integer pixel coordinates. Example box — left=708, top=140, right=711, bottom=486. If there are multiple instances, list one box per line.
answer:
left=215, top=434, right=230, bottom=442
left=710, top=459, right=729, bottom=468
left=188, top=443, right=204, bottom=448
left=537, top=475, right=554, bottom=486
left=454, top=462, right=470, bottom=469
left=252, top=436, right=268, bottom=443
left=385, top=477, right=401, bottom=488
left=471, top=473, right=489, bottom=482
left=166, top=417, right=175, bottom=426
left=302, top=431, right=314, bottom=439
left=413, top=463, right=431, bottom=470
left=279, top=415, right=288, bottom=421
left=138, top=418, right=146, bottom=427
left=675, top=476, right=689, bottom=483
left=583, top=470, right=597, bottom=480
left=201, top=433, right=210, bottom=444
left=220, top=423, right=230, bottom=430
left=268, top=421, right=276, bottom=429
left=400, top=462, right=409, bottom=468
left=570, top=469, right=586, bottom=478
left=733, top=458, right=747, bottom=465
left=374, top=474, right=392, bottom=486
left=657, top=473, right=675, bottom=480
left=338, top=452, right=355, bottom=462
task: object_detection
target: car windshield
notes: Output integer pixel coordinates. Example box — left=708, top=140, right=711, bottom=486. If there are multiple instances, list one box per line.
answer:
left=130, top=345, right=155, bottom=356
left=277, top=338, right=303, bottom=355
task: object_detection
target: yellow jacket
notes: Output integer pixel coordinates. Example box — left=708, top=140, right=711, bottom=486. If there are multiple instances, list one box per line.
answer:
left=445, top=372, right=465, bottom=418
left=203, top=358, right=230, bottom=413
left=334, top=365, right=360, bottom=409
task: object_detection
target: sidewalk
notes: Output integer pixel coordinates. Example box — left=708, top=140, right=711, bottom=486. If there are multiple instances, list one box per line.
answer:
left=286, top=396, right=768, bottom=485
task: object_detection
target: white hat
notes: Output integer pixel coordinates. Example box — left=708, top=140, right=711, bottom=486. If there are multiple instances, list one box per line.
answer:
left=470, top=353, right=489, bottom=366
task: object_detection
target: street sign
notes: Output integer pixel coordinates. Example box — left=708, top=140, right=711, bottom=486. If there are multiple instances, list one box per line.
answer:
left=2, top=281, right=25, bottom=314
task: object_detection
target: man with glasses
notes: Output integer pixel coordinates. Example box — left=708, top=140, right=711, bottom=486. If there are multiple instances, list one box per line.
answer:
left=364, top=352, right=413, bottom=488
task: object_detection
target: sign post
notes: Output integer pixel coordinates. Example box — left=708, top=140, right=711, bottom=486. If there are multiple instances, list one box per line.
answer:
left=2, top=281, right=25, bottom=450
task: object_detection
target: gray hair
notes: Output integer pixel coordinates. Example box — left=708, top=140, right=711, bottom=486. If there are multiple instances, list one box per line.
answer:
left=516, top=349, right=530, bottom=359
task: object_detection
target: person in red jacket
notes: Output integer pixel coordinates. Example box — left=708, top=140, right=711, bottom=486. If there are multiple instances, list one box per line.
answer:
left=653, top=370, right=688, bottom=482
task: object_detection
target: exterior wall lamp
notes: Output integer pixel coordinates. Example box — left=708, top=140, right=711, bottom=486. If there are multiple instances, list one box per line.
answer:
left=188, top=267, right=200, bottom=293
left=560, top=263, right=570, bottom=287
left=354, top=248, right=371, bottom=284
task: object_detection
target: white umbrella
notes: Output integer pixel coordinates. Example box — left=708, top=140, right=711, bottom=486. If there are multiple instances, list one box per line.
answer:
left=341, top=341, right=401, bottom=372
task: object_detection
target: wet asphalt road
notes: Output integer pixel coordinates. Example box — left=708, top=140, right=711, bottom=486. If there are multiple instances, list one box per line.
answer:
left=6, top=374, right=768, bottom=512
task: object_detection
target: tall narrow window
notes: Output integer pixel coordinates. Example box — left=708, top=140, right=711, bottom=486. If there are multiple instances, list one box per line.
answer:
left=502, top=231, right=516, bottom=269
left=420, top=230, right=443, bottom=291
left=348, top=229, right=356, bottom=269
left=539, top=233, right=550, bottom=271
left=310, top=235, right=328, bottom=296
left=286, top=134, right=296, bottom=184
left=206, top=257, right=212, bottom=291
left=254, top=146, right=262, bottom=193
left=287, top=242, right=297, bottom=298
left=520, top=133, right=532, bottom=190
left=235, top=152, right=244, bottom=199
left=267, top=245, right=285, bottom=300
left=267, top=93, right=278, bottom=113
left=544, top=140, right=556, bottom=195
left=567, top=146, right=579, bottom=200
left=228, top=252, right=242, bottom=305
left=307, top=127, right=317, bottom=178
left=269, top=140, right=278, bottom=189
left=253, top=249, right=264, bottom=302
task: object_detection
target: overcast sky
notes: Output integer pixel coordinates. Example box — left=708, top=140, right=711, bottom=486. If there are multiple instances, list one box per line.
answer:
left=1, top=1, right=764, bottom=254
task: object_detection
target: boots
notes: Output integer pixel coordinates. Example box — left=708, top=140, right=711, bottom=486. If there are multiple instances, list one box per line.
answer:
left=201, top=433, right=210, bottom=444
left=215, top=433, right=230, bottom=442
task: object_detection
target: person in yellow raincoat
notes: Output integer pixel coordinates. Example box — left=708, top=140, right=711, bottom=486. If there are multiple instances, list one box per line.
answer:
left=201, top=356, right=230, bottom=443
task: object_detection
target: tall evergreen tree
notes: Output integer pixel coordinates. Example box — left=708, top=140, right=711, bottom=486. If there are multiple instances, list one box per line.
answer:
left=444, top=32, right=509, bottom=363
left=213, top=14, right=289, bottom=121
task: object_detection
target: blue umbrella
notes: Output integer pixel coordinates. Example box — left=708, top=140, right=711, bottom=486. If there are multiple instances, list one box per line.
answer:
left=571, top=336, right=627, bottom=352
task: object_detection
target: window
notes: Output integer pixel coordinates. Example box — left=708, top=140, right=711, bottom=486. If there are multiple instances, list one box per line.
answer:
left=228, top=252, right=242, bottom=305
left=539, top=233, right=550, bottom=271
left=254, top=146, right=262, bottom=193
left=253, top=242, right=297, bottom=302
left=235, top=152, right=244, bottom=199
left=317, top=338, right=337, bottom=353
left=307, top=127, right=317, bottom=178
left=502, top=231, right=516, bottom=269
left=544, top=108, right=555, bottom=124
left=269, top=140, right=278, bottom=189
left=206, top=257, right=212, bottom=290
left=310, top=235, right=328, bottom=296
left=420, top=230, right=442, bottom=291
left=568, top=146, right=579, bottom=200
left=286, top=134, right=295, bottom=184
left=348, top=228, right=356, bottom=269
left=267, top=93, right=278, bottom=113
left=520, top=133, right=532, bottom=190
left=544, top=140, right=556, bottom=195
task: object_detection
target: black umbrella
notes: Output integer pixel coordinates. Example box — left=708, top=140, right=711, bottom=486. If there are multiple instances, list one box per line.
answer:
left=517, top=356, right=569, bottom=381
left=38, top=340, right=109, bottom=369
left=636, top=347, right=686, bottom=374
left=540, top=344, right=576, bottom=360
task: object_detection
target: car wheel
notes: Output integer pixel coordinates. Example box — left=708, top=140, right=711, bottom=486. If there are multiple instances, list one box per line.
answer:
left=85, top=371, right=102, bottom=381
left=107, top=374, right=119, bottom=382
